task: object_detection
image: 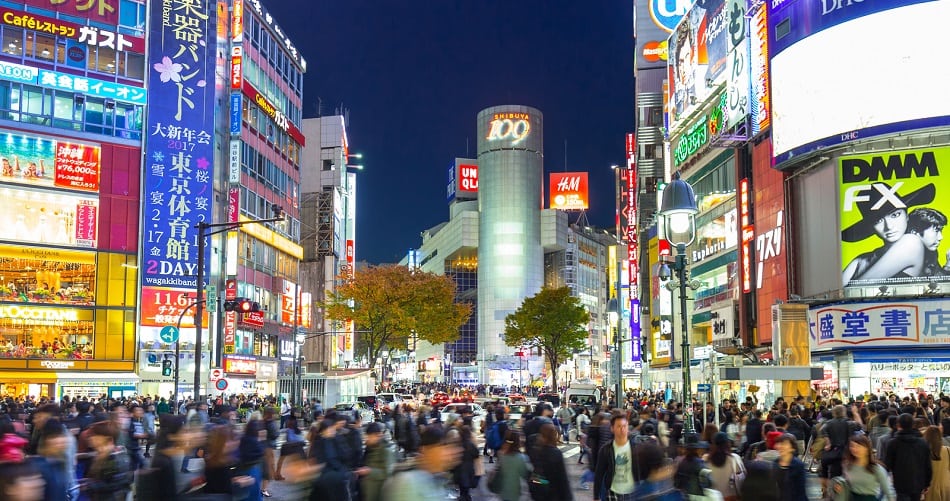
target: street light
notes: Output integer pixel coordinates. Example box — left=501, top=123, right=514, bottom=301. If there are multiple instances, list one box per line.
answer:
left=658, top=172, right=699, bottom=438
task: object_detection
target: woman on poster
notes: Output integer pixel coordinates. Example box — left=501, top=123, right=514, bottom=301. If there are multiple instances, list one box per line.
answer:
left=841, top=182, right=936, bottom=286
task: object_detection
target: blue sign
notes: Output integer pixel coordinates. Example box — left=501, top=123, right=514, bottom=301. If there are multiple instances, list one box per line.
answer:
left=650, top=0, right=693, bottom=32
left=630, top=298, right=642, bottom=362
left=230, top=93, right=242, bottom=135
left=215, top=378, right=228, bottom=391
left=140, top=0, right=216, bottom=292
left=0, top=60, right=146, bottom=105
left=159, top=325, right=180, bottom=344
left=697, top=383, right=712, bottom=392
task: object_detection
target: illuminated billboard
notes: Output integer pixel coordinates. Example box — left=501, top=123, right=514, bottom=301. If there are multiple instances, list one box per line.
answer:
left=20, top=0, right=120, bottom=25
left=0, top=130, right=100, bottom=192
left=770, top=0, right=950, bottom=165
left=447, top=159, right=478, bottom=202
left=635, top=0, right=692, bottom=69
left=141, top=0, right=216, bottom=305
left=667, top=0, right=749, bottom=134
left=749, top=3, right=771, bottom=135
left=0, top=7, right=144, bottom=52
left=839, top=147, right=950, bottom=289
left=549, top=172, right=589, bottom=210
left=0, top=60, right=145, bottom=105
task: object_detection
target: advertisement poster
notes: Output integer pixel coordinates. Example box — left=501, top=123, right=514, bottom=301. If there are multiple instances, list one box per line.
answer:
left=840, top=147, right=950, bottom=288
left=809, top=297, right=950, bottom=351
left=0, top=131, right=100, bottom=192
left=140, top=0, right=216, bottom=311
left=667, top=0, right=730, bottom=132
left=0, top=190, right=98, bottom=248
left=549, top=172, right=589, bottom=210
left=20, top=0, right=120, bottom=25
left=635, top=0, right=690, bottom=69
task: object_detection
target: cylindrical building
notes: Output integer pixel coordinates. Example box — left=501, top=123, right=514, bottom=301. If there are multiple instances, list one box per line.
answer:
left=476, top=105, right=544, bottom=381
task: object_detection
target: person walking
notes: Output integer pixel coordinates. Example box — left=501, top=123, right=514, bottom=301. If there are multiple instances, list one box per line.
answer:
left=593, top=413, right=637, bottom=501
left=359, top=422, right=393, bottom=501
left=452, top=426, right=480, bottom=501
left=384, top=424, right=462, bottom=501
left=556, top=404, right=574, bottom=443
left=705, top=431, right=745, bottom=501
left=885, top=413, right=933, bottom=501
left=833, top=434, right=895, bottom=501
left=774, top=433, right=808, bottom=501
left=924, top=426, right=950, bottom=501
left=488, top=430, right=531, bottom=501
left=575, top=407, right=591, bottom=465
left=81, top=421, right=133, bottom=501
left=528, top=423, right=571, bottom=501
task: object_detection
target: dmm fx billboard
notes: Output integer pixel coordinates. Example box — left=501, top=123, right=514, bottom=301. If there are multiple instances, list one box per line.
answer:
left=140, top=0, right=216, bottom=325
left=809, top=298, right=950, bottom=351
left=549, top=172, right=589, bottom=210
left=667, top=0, right=749, bottom=133
left=839, top=147, right=950, bottom=289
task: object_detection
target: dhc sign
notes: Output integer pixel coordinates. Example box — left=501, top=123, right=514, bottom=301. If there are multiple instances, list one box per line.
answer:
left=650, top=0, right=693, bottom=32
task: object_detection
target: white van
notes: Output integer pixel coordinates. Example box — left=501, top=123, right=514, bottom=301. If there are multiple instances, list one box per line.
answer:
left=564, top=380, right=600, bottom=410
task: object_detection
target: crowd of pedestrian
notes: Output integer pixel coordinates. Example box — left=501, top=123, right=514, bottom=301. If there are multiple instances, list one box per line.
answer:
left=0, top=389, right=947, bottom=500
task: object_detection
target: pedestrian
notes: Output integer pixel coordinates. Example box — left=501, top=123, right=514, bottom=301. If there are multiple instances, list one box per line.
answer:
left=924, top=425, right=950, bottom=501
left=359, top=422, right=394, bottom=501
left=821, top=405, right=859, bottom=493
left=575, top=407, right=590, bottom=465
left=773, top=433, right=808, bottom=501
left=556, top=404, right=573, bottom=443
left=593, top=413, right=637, bottom=501
left=884, top=413, right=933, bottom=501
left=384, top=423, right=462, bottom=501
left=705, top=431, right=745, bottom=501
left=630, top=441, right=683, bottom=500
left=203, top=424, right=254, bottom=498
left=527, top=423, right=571, bottom=501
left=487, top=430, right=531, bottom=501
left=81, top=421, right=133, bottom=501
left=239, top=419, right=266, bottom=500
left=832, top=434, right=895, bottom=501
left=29, top=419, right=72, bottom=501
left=451, top=426, right=480, bottom=501
left=308, top=415, right=351, bottom=501
left=275, top=415, right=305, bottom=480
left=673, top=432, right=709, bottom=497
left=261, top=407, right=280, bottom=496
left=127, top=404, right=148, bottom=471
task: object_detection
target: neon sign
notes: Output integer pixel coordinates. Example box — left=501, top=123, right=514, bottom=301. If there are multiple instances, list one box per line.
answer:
left=486, top=113, right=531, bottom=145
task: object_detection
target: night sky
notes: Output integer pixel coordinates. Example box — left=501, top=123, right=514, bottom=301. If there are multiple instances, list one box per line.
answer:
left=265, top=1, right=635, bottom=264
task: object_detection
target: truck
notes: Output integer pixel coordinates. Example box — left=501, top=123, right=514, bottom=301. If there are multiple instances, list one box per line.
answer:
left=564, top=379, right=600, bottom=411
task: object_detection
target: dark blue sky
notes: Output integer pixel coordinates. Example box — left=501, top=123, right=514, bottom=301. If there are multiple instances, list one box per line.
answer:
left=266, top=1, right=635, bottom=264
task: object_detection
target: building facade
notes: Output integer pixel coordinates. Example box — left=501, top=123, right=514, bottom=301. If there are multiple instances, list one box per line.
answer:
left=0, top=0, right=147, bottom=399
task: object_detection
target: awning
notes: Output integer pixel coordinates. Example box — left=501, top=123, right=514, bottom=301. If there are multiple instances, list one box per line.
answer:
left=56, top=372, right=140, bottom=384
left=0, top=371, right=57, bottom=383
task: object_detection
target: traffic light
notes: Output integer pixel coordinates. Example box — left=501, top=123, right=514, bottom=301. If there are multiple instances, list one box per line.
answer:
left=223, top=297, right=261, bottom=312
left=162, top=358, right=173, bottom=377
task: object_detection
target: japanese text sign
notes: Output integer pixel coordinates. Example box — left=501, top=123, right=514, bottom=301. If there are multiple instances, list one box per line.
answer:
left=809, top=298, right=950, bottom=350
left=0, top=7, right=144, bottom=53
left=549, top=172, right=589, bottom=210
left=139, top=286, right=209, bottom=328
left=224, top=355, right=256, bottom=375
left=0, top=130, right=100, bottom=193
left=21, top=0, right=119, bottom=26
left=0, top=61, right=145, bottom=105
left=140, top=0, right=216, bottom=304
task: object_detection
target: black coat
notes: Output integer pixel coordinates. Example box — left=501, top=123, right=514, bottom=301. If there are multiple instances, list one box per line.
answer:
left=776, top=458, right=808, bottom=501
left=453, top=439, right=480, bottom=489
left=529, top=444, right=572, bottom=501
left=884, top=429, right=933, bottom=495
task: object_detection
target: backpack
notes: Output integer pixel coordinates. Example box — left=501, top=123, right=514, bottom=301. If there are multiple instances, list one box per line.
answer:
left=486, top=421, right=504, bottom=450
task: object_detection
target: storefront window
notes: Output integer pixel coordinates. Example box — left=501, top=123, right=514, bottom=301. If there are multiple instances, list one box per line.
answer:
left=0, top=255, right=96, bottom=305
left=0, top=304, right=94, bottom=359
left=0, top=187, right=98, bottom=248
left=2, top=26, right=22, bottom=57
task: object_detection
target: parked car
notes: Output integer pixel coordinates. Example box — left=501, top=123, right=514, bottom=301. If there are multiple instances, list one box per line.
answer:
left=507, top=402, right=535, bottom=429
left=376, top=393, right=404, bottom=410
left=506, top=394, right=527, bottom=403
left=536, top=393, right=561, bottom=410
left=333, top=402, right=375, bottom=423
left=452, top=390, right=475, bottom=403
left=400, top=394, right=418, bottom=408
left=440, top=403, right=486, bottom=429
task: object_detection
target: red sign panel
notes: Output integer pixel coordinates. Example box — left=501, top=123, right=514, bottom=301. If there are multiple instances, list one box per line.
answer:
left=231, top=0, right=244, bottom=42
left=223, top=311, right=236, bottom=352
left=224, top=355, right=256, bottom=375
left=227, top=187, right=240, bottom=223
left=75, top=200, right=97, bottom=246
left=230, top=46, right=243, bottom=90
left=225, top=279, right=237, bottom=300
left=140, top=286, right=209, bottom=328
left=550, top=172, right=589, bottom=210
left=242, top=81, right=306, bottom=145
left=0, top=6, right=143, bottom=52
left=739, top=178, right=754, bottom=293
left=459, top=164, right=478, bottom=192
left=241, top=310, right=264, bottom=327
left=55, top=142, right=100, bottom=192
left=22, top=0, right=119, bottom=25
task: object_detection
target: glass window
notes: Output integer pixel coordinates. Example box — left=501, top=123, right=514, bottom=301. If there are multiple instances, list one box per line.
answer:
left=34, top=34, right=54, bottom=61
left=97, top=46, right=117, bottom=74
left=55, top=41, right=66, bottom=64
left=84, top=98, right=106, bottom=134
left=122, top=52, right=145, bottom=80
left=3, top=26, right=22, bottom=56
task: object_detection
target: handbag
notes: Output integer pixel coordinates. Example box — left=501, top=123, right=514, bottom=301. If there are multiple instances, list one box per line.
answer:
left=728, top=453, right=746, bottom=498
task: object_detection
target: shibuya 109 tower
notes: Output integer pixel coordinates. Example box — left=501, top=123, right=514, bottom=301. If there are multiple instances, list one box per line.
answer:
left=476, top=105, right=545, bottom=380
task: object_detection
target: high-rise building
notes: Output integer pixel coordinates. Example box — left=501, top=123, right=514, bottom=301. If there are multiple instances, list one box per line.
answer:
left=298, top=115, right=361, bottom=373
left=0, top=0, right=148, bottom=398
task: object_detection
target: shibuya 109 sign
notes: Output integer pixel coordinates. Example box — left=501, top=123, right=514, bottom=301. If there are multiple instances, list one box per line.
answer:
left=486, top=112, right=531, bottom=146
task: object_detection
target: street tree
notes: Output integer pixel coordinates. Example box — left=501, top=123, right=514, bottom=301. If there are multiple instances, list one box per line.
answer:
left=503, top=286, right=589, bottom=391
left=323, top=264, right=472, bottom=370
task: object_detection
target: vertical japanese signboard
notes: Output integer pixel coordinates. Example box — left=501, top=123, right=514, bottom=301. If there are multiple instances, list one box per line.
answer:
left=625, top=133, right=641, bottom=362
left=141, top=0, right=216, bottom=325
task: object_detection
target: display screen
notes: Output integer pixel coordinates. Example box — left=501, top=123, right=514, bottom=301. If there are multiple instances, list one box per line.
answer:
left=770, top=0, right=950, bottom=165
left=0, top=186, right=98, bottom=248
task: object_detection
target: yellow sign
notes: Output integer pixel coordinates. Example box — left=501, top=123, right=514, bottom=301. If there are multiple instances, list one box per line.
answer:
left=0, top=305, right=92, bottom=322
left=0, top=244, right=96, bottom=264
left=238, top=215, right=304, bottom=259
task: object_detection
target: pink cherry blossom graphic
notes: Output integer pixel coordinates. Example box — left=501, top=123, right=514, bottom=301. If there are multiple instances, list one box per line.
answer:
left=153, top=56, right=183, bottom=83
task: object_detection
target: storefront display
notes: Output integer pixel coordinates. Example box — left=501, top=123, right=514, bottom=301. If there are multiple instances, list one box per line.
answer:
left=0, top=304, right=93, bottom=359
left=0, top=187, right=98, bottom=248
left=0, top=244, right=95, bottom=305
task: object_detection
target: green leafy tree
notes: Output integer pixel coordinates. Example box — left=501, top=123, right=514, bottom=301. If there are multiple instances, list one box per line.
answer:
left=503, top=286, right=590, bottom=391
left=324, top=264, right=472, bottom=370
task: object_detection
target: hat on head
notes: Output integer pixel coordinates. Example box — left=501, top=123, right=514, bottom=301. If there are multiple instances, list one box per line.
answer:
left=841, top=182, right=936, bottom=242
left=683, top=431, right=708, bottom=450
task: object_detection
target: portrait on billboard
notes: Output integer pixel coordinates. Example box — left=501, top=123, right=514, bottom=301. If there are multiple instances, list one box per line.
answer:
left=840, top=147, right=950, bottom=288
left=667, top=0, right=730, bottom=129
